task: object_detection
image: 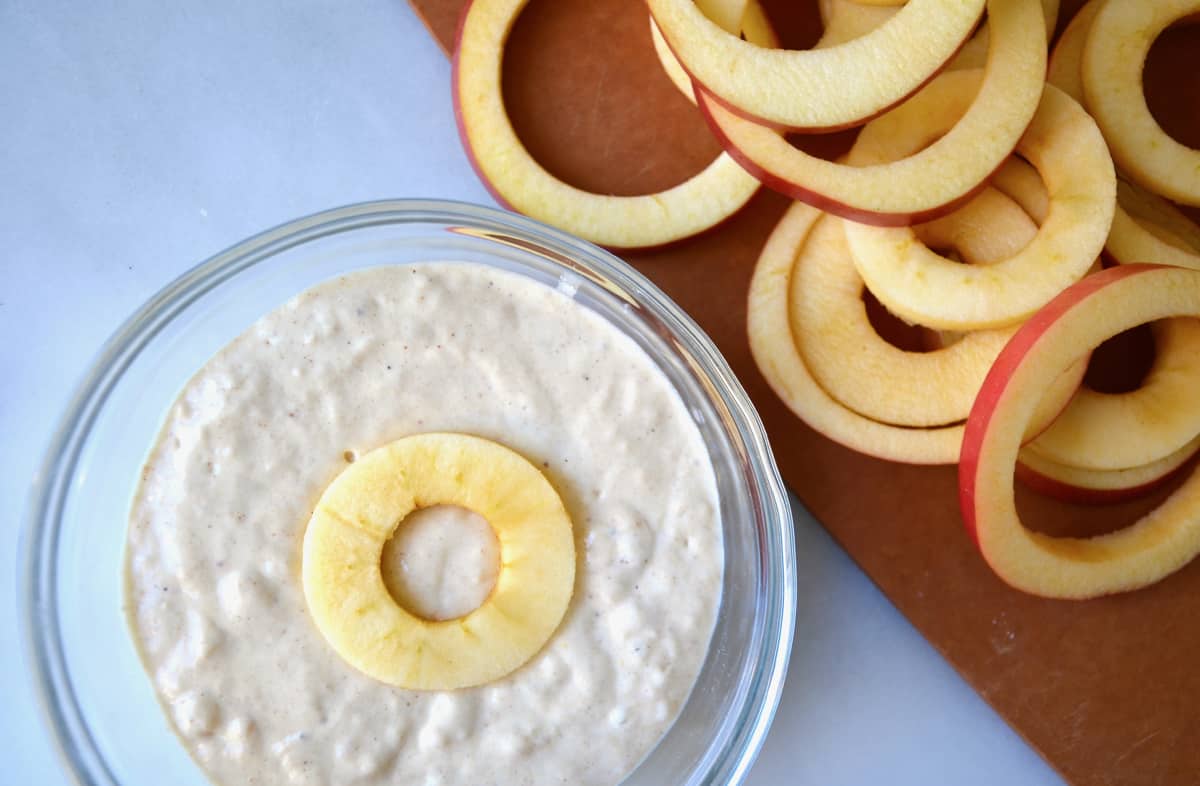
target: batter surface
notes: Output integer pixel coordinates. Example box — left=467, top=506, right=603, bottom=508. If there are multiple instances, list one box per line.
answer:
left=125, top=263, right=723, bottom=785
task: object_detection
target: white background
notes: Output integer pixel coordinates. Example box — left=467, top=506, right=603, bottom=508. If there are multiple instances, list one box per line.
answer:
left=0, top=2, right=1065, bottom=784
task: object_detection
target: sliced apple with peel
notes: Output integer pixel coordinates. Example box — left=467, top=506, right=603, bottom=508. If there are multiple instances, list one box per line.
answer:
left=1018, top=435, right=1200, bottom=506
left=453, top=0, right=760, bottom=249
left=649, top=2, right=778, bottom=106
left=699, top=0, right=1048, bottom=225
left=844, top=80, right=1115, bottom=330
left=961, top=264, right=1200, bottom=599
left=748, top=201, right=1079, bottom=465
left=1082, top=0, right=1200, bottom=207
left=647, top=0, right=984, bottom=131
left=792, top=190, right=1037, bottom=428
left=1024, top=318, right=1200, bottom=471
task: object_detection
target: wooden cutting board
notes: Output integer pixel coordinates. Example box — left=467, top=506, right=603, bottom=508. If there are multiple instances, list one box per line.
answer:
left=407, top=1, right=1200, bottom=783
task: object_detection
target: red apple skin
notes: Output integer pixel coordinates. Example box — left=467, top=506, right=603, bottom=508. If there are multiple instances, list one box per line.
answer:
left=959, top=264, right=1172, bottom=547
left=695, top=88, right=1008, bottom=227
left=1014, top=456, right=1197, bottom=506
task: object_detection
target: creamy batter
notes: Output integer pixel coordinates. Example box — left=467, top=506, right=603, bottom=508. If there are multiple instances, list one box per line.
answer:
left=124, top=264, right=723, bottom=786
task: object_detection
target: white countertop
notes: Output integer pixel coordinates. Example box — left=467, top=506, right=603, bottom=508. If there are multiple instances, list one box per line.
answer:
left=0, top=2, right=1066, bottom=784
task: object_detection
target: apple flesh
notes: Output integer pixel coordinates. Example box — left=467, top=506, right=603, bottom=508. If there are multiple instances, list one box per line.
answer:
left=649, top=2, right=778, bottom=106
left=695, top=0, right=749, bottom=34
left=648, top=0, right=984, bottom=131
left=1024, top=318, right=1200, bottom=470
left=698, top=0, right=1048, bottom=225
left=1017, top=435, right=1200, bottom=505
left=1046, top=0, right=1101, bottom=104
left=843, top=80, right=1115, bottom=330
left=1082, top=0, right=1200, bottom=206
left=960, top=264, right=1200, bottom=598
left=950, top=0, right=1058, bottom=71
left=1106, top=179, right=1200, bottom=271
left=748, top=200, right=1082, bottom=465
left=792, top=189, right=1053, bottom=428
left=453, top=0, right=761, bottom=248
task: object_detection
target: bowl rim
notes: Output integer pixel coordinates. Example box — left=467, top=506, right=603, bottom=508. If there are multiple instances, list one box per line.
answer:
left=19, top=198, right=797, bottom=786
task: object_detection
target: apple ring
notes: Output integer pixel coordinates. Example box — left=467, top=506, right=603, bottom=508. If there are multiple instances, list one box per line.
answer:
left=1025, top=318, right=1200, bottom=471
left=649, top=2, right=779, bottom=106
left=1082, top=0, right=1200, bottom=207
left=843, top=78, right=1115, bottom=330
left=1018, top=434, right=1200, bottom=506
left=698, top=0, right=1047, bottom=225
left=303, top=433, right=575, bottom=690
left=961, top=264, right=1200, bottom=599
left=792, top=189, right=1034, bottom=428
left=994, top=133, right=1200, bottom=273
left=648, top=0, right=984, bottom=131
left=951, top=0, right=1058, bottom=70
left=453, top=0, right=760, bottom=249
left=748, top=201, right=1078, bottom=465
left=1107, top=179, right=1200, bottom=271
left=749, top=202, right=963, bottom=464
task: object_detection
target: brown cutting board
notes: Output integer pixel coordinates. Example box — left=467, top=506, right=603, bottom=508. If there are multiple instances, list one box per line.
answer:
left=408, top=1, right=1200, bottom=783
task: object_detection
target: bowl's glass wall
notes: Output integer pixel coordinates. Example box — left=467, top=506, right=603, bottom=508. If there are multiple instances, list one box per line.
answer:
left=24, top=202, right=794, bottom=786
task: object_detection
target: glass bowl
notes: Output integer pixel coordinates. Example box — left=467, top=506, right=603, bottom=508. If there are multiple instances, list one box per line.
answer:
left=21, top=199, right=796, bottom=786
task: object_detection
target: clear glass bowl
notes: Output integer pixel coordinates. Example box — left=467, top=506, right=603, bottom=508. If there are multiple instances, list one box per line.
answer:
left=21, top=200, right=796, bottom=786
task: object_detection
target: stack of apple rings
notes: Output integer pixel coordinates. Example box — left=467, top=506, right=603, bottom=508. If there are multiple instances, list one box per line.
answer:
left=454, top=0, right=1200, bottom=598
left=724, top=0, right=1200, bottom=598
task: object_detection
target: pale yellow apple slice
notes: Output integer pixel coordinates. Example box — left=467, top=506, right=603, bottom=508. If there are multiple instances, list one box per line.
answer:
left=914, top=184, right=1039, bottom=266
left=699, top=0, right=1048, bottom=225
left=1018, top=435, right=1200, bottom=505
left=1107, top=179, right=1200, bottom=271
left=1045, top=0, right=1101, bottom=104
left=696, top=0, right=750, bottom=33
left=844, top=80, right=1115, bottom=330
left=989, top=155, right=1048, bottom=223
left=649, top=2, right=778, bottom=106
left=792, top=190, right=1033, bottom=428
left=647, top=0, right=984, bottom=131
left=961, top=264, right=1200, bottom=599
left=951, top=0, right=1058, bottom=70
left=1024, top=318, right=1200, bottom=470
left=453, top=0, right=760, bottom=249
left=303, top=433, right=575, bottom=689
left=1082, top=0, right=1200, bottom=207
left=748, top=201, right=1078, bottom=465
left=1045, top=2, right=1200, bottom=266
left=749, top=202, right=964, bottom=465
left=817, top=0, right=898, bottom=46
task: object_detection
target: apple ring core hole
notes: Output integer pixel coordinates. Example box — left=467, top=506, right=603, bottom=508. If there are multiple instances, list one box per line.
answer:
left=502, top=0, right=721, bottom=197
left=1082, top=323, right=1156, bottom=395
left=1014, top=467, right=1191, bottom=539
left=1143, top=22, right=1200, bottom=155
left=381, top=504, right=501, bottom=622
left=861, top=287, right=935, bottom=353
